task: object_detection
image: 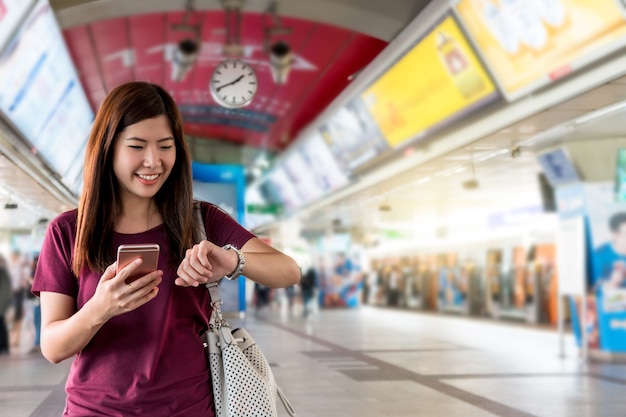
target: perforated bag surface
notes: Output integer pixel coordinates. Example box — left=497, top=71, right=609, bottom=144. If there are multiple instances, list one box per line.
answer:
left=208, top=327, right=279, bottom=417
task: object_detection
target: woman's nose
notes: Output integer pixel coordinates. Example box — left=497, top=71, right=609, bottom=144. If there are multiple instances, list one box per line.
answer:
left=143, top=147, right=161, bottom=167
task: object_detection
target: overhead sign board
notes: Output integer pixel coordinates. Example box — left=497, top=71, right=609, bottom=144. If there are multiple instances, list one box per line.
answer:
left=0, top=0, right=93, bottom=195
left=318, top=96, right=390, bottom=174
left=455, top=0, right=626, bottom=100
left=360, top=14, right=498, bottom=149
left=536, top=147, right=581, bottom=187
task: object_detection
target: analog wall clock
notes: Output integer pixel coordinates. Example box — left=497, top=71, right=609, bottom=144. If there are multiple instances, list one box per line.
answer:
left=209, top=59, right=258, bottom=109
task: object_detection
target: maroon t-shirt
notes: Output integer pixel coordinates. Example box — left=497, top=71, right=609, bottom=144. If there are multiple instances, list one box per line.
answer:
left=32, top=202, right=254, bottom=417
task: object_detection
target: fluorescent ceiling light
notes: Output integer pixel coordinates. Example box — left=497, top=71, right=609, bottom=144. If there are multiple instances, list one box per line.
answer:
left=573, top=100, right=626, bottom=125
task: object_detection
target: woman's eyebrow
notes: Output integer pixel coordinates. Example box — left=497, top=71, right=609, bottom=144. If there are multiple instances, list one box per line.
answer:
left=124, top=136, right=174, bottom=142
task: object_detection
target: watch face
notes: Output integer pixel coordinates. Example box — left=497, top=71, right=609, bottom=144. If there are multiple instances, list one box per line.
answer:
left=210, top=60, right=258, bottom=109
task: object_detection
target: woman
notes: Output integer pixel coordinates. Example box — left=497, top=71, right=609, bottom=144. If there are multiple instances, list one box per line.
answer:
left=32, top=81, right=300, bottom=416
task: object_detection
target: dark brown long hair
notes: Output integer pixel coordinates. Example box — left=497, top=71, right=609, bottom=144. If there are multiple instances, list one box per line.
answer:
left=72, top=82, right=197, bottom=276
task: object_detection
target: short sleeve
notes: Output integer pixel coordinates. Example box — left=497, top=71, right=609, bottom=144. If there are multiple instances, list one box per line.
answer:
left=32, top=211, right=79, bottom=298
left=201, top=201, right=255, bottom=249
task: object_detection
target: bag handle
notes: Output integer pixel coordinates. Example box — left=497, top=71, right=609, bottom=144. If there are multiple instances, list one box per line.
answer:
left=278, top=387, right=296, bottom=416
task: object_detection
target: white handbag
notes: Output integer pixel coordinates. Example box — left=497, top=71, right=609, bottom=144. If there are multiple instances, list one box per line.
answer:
left=204, top=282, right=296, bottom=417
left=195, top=203, right=295, bottom=416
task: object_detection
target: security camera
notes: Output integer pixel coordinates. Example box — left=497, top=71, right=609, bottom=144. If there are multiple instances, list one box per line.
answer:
left=511, top=146, right=521, bottom=158
left=171, top=38, right=200, bottom=82
left=269, top=41, right=292, bottom=84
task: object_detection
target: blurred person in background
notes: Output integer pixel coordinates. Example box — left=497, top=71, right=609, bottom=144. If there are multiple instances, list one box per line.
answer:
left=285, top=283, right=296, bottom=314
left=26, top=254, right=41, bottom=353
left=254, top=282, right=272, bottom=315
left=8, top=249, right=28, bottom=348
left=0, top=254, right=11, bottom=355
left=300, top=265, right=318, bottom=317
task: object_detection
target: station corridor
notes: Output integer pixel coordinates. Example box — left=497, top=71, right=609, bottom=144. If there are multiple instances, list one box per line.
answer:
left=1, top=307, right=624, bottom=417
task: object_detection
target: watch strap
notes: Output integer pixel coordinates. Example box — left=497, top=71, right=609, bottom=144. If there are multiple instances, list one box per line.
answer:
left=222, top=244, right=245, bottom=280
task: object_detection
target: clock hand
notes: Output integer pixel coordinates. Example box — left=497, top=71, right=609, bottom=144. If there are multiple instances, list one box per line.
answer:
left=216, top=75, right=245, bottom=92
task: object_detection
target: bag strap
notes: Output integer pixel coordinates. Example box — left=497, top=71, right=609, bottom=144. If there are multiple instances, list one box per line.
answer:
left=194, top=202, right=227, bottom=328
left=194, top=201, right=207, bottom=242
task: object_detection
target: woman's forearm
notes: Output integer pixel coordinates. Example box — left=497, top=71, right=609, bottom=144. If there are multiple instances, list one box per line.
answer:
left=41, top=300, right=107, bottom=364
left=241, top=251, right=300, bottom=288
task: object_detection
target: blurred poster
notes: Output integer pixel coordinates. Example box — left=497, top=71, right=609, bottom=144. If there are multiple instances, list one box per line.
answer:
left=556, top=214, right=586, bottom=295
left=320, top=249, right=363, bottom=309
left=584, top=181, right=626, bottom=351
left=0, top=0, right=34, bottom=53
left=282, top=150, right=325, bottom=204
left=437, top=252, right=466, bottom=312
left=265, top=166, right=304, bottom=213
left=455, top=0, right=626, bottom=100
left=319, top=96, right=389, bottom=174
left=604, top=288, right=626, bottom=312
left=0, top=0, right=93, bottom=188
left=615, top=148, right=626, bottom=202
left=244, top=185, right=278, bottom=230
left=360, top=14, right=498, bottom=148
left=585, top=182, right=626, bottom=291
left=300, top=130, right=350, bottom=191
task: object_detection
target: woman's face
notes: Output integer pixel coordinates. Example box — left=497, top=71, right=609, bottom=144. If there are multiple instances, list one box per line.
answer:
left=113, top=115, right=176, bottom=203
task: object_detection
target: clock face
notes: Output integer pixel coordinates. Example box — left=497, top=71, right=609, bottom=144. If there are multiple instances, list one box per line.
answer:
left=209, top=60, right=258, bottom=109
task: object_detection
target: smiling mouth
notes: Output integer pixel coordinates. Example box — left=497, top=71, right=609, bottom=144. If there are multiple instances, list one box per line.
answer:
left=136, top=174, right=159, bottom=181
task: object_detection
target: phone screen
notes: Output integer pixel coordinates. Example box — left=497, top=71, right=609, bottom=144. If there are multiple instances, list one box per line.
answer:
left=116, top=244, right=160, bottom=283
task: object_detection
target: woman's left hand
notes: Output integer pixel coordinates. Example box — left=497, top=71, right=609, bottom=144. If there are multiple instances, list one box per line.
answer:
left=175, top=240, right=237, bottom=287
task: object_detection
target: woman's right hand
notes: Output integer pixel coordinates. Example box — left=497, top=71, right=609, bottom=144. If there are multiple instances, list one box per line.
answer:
left=91, top=258, right=163, bottom=322
left=39, top=259, right=162, bottom=364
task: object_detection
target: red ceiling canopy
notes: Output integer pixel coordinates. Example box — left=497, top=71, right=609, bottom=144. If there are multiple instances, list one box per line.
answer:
left=63, top=10, right=387, bottom=152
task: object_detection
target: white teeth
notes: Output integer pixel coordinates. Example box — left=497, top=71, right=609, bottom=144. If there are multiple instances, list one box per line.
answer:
left=138, top=174, right=158, bottom=181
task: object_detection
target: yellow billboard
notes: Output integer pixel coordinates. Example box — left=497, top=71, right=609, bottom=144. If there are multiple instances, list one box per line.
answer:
left=361, top=15, right=498, bottom=148
left=456, top=0, right=626, bottom=99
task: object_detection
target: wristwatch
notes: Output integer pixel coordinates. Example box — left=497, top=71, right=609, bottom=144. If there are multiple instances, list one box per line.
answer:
left=222, top=244, right=245, bottom=280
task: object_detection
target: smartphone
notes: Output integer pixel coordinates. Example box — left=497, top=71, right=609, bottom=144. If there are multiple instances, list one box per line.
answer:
left=116, top=244, right=160, bottom=283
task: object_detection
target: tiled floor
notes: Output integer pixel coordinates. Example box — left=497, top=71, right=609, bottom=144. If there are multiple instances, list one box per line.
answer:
left=1, top=306, right=625, bottom=416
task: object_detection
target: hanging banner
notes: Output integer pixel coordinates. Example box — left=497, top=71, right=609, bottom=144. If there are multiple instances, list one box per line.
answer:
left=360, top=14, right=498, bottom=149
left=455, top=0, right=626, bottom=100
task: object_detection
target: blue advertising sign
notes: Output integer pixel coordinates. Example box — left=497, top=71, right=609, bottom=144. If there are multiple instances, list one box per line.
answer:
left=536, top=147, right=581, bottom=187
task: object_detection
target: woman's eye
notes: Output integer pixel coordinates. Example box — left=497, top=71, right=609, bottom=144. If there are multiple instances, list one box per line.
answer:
left=129, top=145, right=144, bottom=150
left=161, top=145, right=173, bottom=150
